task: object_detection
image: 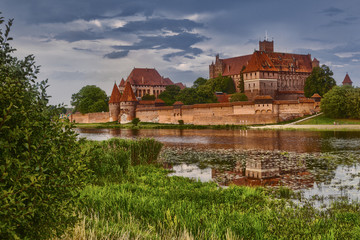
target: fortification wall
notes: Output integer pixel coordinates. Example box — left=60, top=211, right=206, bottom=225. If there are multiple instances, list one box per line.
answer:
left=70, top=112, right=109, bottom=123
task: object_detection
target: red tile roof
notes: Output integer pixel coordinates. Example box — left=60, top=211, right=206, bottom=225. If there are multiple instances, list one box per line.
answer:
left=173, top=101, right=184, bottom=105
left=254, top=95, right=273, bottom=100
left=311, top=93, right=321, bottom=98
left=216, top=93, right=229, bottom=103
left=155, top=98, right=165, bottom=103
left=138, top=100, right=155, bottom=105
left=221, top=55, right=252, bottom=76
left=120, top=82, right=137, bottom=102
left=175, top=82, right=186, bottom=89
left=109, top=83, right=121, bottom=103
left=119, top=78, right=125, bottom=87
left=243, top=51, right=277, bottom=73
left=126, top=68, right=174, bottom=86
left=342, top=73, right=353, bottom=84
left=266, top=52, right=313, bottom=73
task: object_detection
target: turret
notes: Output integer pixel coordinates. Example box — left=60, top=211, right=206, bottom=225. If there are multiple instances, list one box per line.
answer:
left=109, top=82, right=121, bottom=122
left=342, top=73, right=353, bottom=86
left=119, top=81, right=138, bottom=123
left=312, top=58, right=320, bottom=68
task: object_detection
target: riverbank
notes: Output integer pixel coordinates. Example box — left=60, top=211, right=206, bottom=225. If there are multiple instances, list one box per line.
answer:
left=251, top=124, right=360, bottom=131
left=75, top=121, right=248, bottom=130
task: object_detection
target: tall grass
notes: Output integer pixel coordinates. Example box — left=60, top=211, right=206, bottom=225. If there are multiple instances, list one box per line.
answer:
left=82, top=138, right=163, bottom=183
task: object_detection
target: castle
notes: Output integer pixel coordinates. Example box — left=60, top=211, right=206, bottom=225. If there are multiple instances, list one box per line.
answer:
left=70, top=40, right=325, bottom=125
left=209, top=40, right=319, bottom=100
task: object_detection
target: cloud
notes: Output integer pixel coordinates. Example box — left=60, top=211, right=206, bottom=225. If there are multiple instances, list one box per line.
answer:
left=163, top=48, right=203, bottom=61
left=114, top=18, right=203, bottom=33
left=320, top=7, right=344, bottom=16
left=103, top=50, right=129, bottom=59
left=55, top=29, right=103, bottom=42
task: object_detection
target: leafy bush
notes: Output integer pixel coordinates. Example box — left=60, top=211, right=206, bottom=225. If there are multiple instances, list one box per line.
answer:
left=131, top=117, right=140, bottom=126
left=0, top=16, right=88, bottom=239
left=321, top=85, right=360, bottom=119
left=178, top=120, right=184, bottom=125
left=230, top=92, right=248, bottom=102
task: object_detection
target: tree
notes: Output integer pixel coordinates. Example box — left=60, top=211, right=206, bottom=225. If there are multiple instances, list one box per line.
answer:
left=71, top=85, right=109, bottom=113
left=304, top=65, right=336, bottom=98
left=158, top=85, right=181, bottom=105
left=321, top=85, right=360, bottom=119
left=206, top=75, right=236, bottom=94
left=230, top=92, right=248, bottom=102
left=239, top=65, right=246, bottom=93
left=141, top=94, right=156, bottom=100
left=192, top=77, right=207, bottom=88
left=0, top=15, right=88, bottom=239
left=177, top=87, right=198, bottom=105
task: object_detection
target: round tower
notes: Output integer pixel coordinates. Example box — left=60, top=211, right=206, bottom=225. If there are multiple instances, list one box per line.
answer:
left=119, top=81, right=138, bottom=123
left=109, top=83, right=121, bottom=122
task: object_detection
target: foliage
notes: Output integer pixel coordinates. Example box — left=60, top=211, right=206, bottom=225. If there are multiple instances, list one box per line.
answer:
left=239, top=65, right=246, bottom=93
left=71, top=85, right=109, bottom=114
left=207, top=75, right=236, bottom=94
left=82, top=138, right=162, bottom=184
left=75, top=165, right=360, bottom=239
left=176, top=87, right=198, bottom=105
left=298, top=114, right=360, bottom=125
left=131, top=117, right=140, bottom=126
left=230, top=92, right=248, bottom=102
left=195, top=84, right=218, bottom=103
left=0, top=15, right=88, bottom=239
left=141, top=94, right=156, bottom=100
left=304, top=65, right=336, bottom=98
left=321, top=86, right=360, bottom=119
left=178, top=120, right=184, bottom=125
left=158, top=85, right=181, bottom=105
left=192, top=77, right=207, bottom=88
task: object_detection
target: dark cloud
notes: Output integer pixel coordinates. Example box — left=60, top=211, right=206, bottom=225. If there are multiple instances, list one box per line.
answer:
left=55, top=30, right=103, bottom=42
left=108, top=32, right=207, bottom=61
left=73, top=47, right=95, bottom=52
left=103, top=50, right=129, bottom=59
left=320, top=7, right=344, bottom=16
left=163, top=48, right=202, bottom=61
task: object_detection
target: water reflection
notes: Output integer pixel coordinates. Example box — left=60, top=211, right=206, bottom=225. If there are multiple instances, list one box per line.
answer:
left=76, top=128, right=360, bottom=153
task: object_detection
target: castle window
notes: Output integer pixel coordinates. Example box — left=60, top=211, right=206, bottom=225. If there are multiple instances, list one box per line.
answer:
left=253, top=83, right=255, bottom=87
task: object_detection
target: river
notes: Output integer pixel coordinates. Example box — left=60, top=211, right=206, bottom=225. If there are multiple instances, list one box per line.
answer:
left=76, top=128, right=360, bottom=204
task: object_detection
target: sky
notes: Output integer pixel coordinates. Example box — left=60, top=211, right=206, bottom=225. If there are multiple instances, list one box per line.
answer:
left=1, top=0, right=359, bottom=106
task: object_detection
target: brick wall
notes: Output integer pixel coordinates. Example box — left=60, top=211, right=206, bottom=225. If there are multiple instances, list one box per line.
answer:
left=70, top=112, right=109, bottom=123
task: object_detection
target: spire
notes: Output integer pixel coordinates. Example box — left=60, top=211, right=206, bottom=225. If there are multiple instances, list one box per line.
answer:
left=342, top=73, right=353, bottom=86
left=120, top=82, right=137, bottom=102
left=109, top=82, right=121, bottom=103
left=119, top=78, right=125, bottom=87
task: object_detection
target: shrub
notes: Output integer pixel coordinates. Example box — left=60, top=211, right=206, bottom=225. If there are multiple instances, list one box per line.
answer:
left=230, top=92, right=248, bottom=102
left=0, top=16, right=88, bottom=239
left=178, top=120, right=184, bottom=125
left=132, top=118, right=140, bottom=126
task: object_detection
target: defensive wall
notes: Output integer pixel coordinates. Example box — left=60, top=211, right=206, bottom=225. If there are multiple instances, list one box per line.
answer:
left=69, top=97, right=320, bottom=125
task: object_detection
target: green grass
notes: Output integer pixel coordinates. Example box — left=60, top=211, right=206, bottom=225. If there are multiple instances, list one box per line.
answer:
left=57, top=138, right=360, bottom=239
left=297, top=114, right=360, bottom=125
left=75, top=121, right=249, bottom=130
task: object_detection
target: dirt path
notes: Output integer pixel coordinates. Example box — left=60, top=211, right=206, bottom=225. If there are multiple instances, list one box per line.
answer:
left=250, top=124, right=360, bottom=130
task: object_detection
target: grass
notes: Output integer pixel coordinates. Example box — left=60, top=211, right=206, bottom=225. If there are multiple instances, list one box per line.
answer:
left=75, top=121, right=249, bottom=130
left=56, top=138, right=360, bottom=239
left=297, top=114, right=360, bottom=125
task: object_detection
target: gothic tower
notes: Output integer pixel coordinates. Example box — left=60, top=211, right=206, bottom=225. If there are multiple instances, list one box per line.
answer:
left=108, top=82, right=121, bottom=122
left=119, top=81, right=138, bottom=123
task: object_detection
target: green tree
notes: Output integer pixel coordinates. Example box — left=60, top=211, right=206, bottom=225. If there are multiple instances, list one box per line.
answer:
left=239, top=65, right=246, bottom=93
left=141, top=94, right=156, bottom=100
left=177, top=87, right=198, bottom=105
left=196, top=84, right=218, bottom=103
left=0, top=15, right=88, bottom=239
left=206, top=75, right=236, bottom=94
left=71, top=85, right=109, bottom=113
left=304, top=65, right=336, bottom=98
left=321, top=86, right=360, bottom=119
left=159, top=85, right=181, bottom=105
left=230, top=92, right=248, bottom=102
left=192, top=77, right=207, bottom=88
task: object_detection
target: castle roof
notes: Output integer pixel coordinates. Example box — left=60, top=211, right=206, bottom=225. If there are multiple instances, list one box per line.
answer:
left=119, top=78, right=125, bottom=87
left=266, top=52, right=313, bottom=73
left=311, top=93, right=322, bottom=98
left=109, top=83, right=121, bottom=103
left=155, top=98, right=165, bottom=103
left=243, top=51, right=277, bottom=73
left=221, top=55, right=252, bottom=76
left=173, top=101, right=184, bottom=106
left=342, top=73, right=353, bottom=84
left=126, top=68, right=174, bottom=86
left=120, top=82, right=137, bottom=102
left=174, top=82, right=186, bottom=90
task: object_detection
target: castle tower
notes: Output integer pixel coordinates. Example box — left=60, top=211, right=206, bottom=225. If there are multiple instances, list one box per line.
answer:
left=108, top=82, right=121, bottom=122
left=118, top=78, right=126, bottom=94
left=259, top=40, right=274, bottom=52
left=119, top=81, right=138, bottom=123
left=342, top=73, right=353, bottom=86
left=312, top=58, right=320, bottom=68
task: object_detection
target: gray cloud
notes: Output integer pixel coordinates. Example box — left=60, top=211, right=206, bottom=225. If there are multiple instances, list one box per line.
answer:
left=321, top=7, right=344, bottom=16
left=55, top=30, right=103, bottom=42
left=103, top=50, right=129, bottom=59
